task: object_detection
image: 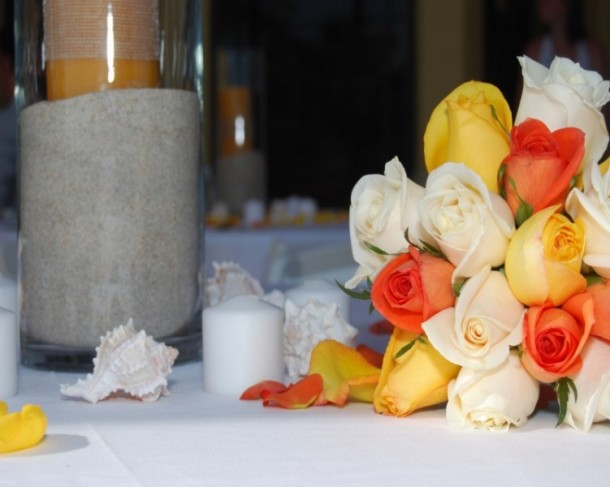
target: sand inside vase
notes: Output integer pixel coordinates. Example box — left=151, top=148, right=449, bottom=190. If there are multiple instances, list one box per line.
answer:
left=19, top=88, right=201, bottom=347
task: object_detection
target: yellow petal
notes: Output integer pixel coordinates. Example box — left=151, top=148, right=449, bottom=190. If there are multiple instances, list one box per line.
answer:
left=0, top=401, right=8, bottom=416
left=374, top=328, right=460, bottom=417
left=506, top=206, right=586, bottom=306
left=445, top=99, right=510, bottom=192
left=543, top=214, right=587, bottom=305
left=0, top=404, right=48, bottom=454
left=308, top=340, right=381, bottom=405
left=424, top=81, right=512, bottom=190
left=505, top=206, right=556, bottom=306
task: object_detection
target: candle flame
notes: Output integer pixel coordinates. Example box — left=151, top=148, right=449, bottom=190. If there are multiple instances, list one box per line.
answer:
left=106, top=5, right=115, bottom=84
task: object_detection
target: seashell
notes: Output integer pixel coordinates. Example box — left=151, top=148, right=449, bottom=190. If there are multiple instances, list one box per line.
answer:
left=284, top=297, right=358, bottom=377
left=261, top=289, right=286, bottom=309
left=60, top=319, right=179, bottom=403
left=205, top=261, right=264, bottom=307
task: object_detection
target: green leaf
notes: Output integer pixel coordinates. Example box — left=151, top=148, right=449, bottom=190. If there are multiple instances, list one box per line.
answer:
left=394, top=335, right=426, bottom=359
left=497, top=163, right=507, bottom=199
left=404, top=229, right=447, bottom=260
left=570, top=176, right=578, bottom=190
left=490, top=105, right=511, bottom=138
left=452, top=278, right=466, bottom=297
left=363, top=241, right=395, bottom=256
left=554, top=377, right=578, bottom=427
left=368, top=301, right=375, bottom=315
left=335, top=280, right=370, bottom=301
left=585, top=273, right=605, bottom=286
left=508, top=177, right=533, bottom=226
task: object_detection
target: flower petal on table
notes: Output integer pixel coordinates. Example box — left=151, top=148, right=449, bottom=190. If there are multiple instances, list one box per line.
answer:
left=309, top=340, right=381, bottom=406
left=0, top=404, right=48, bottom=454
left=240, top=380, right=288, bottom=400
left=356, top=344, right=385, bottom=369
left=368, top=319, right=395, bottom=335
left=262, top=374, right=323, bottom=409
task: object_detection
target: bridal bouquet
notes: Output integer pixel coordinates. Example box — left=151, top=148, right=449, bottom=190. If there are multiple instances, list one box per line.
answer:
left=345, top=55, right=610, bottom=432
left=243, top=55, right=610, bottom=433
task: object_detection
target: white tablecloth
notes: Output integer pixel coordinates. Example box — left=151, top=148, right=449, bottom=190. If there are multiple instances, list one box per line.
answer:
left=2, top=361, right=610, bottom=486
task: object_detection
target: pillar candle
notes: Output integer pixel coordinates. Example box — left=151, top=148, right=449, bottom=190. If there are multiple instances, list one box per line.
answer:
left=285, top=279, right=351, bottom=322
left=0, top=275, right=17, bottom=313
left=203, top=295, right=284, bottom=395
left=0, top=307, right=18, bottom=398
left=43, top=0, right=160, bottom=100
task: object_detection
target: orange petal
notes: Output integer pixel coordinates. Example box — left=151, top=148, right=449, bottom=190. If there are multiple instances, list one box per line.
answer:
left=262, top=374, right=323, bottom=409
left=368, top=320, right=394, bottom=335
left=356, top=344, right=384, bottom=369
left=240, top=380, right=287, bottom=400
left=308, top=340, right=381, bottom=406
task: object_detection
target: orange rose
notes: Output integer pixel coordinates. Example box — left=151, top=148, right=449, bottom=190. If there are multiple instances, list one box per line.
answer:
left=370, top=246, right=455, bottom=334
left=498, top=118, right=584, bottom=224
left=521, top=298, right=595, bottom=383
left=560, top=280, right=610, bottom=342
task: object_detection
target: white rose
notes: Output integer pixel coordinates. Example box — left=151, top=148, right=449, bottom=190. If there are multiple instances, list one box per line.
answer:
left=564, top=337, right=610, bottom=433
left=446, top=353, right=539, bottom=431
left=417, top=162, right=515, bottom=281
left=566, top=163, right=610, bottom=278
left=423, top=265, right=524, bottom=370
left=516, top=55, right=610, bottom=173
left=346, top=157, right=428, bottom=288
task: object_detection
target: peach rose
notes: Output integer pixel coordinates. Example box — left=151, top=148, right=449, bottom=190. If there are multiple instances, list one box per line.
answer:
left=423, top=266, right=524, bottom=371
left=418, top=163, right=515, bottom=281
left=505, top=206, right=586, bottom=306
left=371, top=246, right=455, bottom=334
left=446, top=353, right=539, bottom=431
left=521, top=298, right=595, bottom=383
left=498, top=118, right=584, bottom=225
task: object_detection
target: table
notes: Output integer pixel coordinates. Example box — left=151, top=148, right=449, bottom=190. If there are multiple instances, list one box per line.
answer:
left=2, top=361, right=610, bottom=486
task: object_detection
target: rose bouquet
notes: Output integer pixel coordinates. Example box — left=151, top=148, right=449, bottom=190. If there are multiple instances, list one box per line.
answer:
left=242, top=55, right=610, bottom=433
left=345, top=55, right=610, bottom=432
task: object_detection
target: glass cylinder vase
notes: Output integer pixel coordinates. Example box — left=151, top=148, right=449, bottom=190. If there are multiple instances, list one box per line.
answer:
left=15, top=0, right=205, bottom=369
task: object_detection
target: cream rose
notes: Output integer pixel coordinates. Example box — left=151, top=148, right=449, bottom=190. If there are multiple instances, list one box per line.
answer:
left=347, top=157, right=428, bottom=288
left=564, top=337, right=610, bottom=433
left=417, top=162, right=515, bottom=281
left=566, top=162, right=610, bottom=278
left=423, top=266, right=524, bottom=370
left=516, top=55, right=610, bottom=173
left=446, top=353, right=540, bottom=431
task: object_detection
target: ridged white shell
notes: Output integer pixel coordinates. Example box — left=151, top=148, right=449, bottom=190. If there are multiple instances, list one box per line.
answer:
left=60, top=319, right=179, bottom=403
left=205, top=261, right=264, bottom=307
left=284, top=297, right=358, bottom=377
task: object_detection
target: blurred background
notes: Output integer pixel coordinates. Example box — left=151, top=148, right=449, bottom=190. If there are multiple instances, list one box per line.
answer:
left=2, top=0, right=610, bottom=215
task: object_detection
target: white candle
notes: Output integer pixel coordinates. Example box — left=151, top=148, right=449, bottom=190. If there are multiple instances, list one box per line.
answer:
left=0, top=307, right=18, bottom=398
left=203, top=294, right=285, bottom=395
left=285, top=279, right=351, bottom=322
left=0, top=275, right=17, bottom=313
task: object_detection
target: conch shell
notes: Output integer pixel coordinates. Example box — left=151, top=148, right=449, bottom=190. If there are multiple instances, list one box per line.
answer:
left=60, top=320, right=178, bottom=403
left=284, top=297, right=358, bottom=377
left=205, top=261, right=264, bottom=307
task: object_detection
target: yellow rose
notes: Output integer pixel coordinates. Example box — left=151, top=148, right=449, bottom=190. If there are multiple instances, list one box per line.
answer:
left=373, top=328, right=460, bottom=417
left=424, top=81, right=512, bottom=193
left=505, top=206, right=586, bottom=306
